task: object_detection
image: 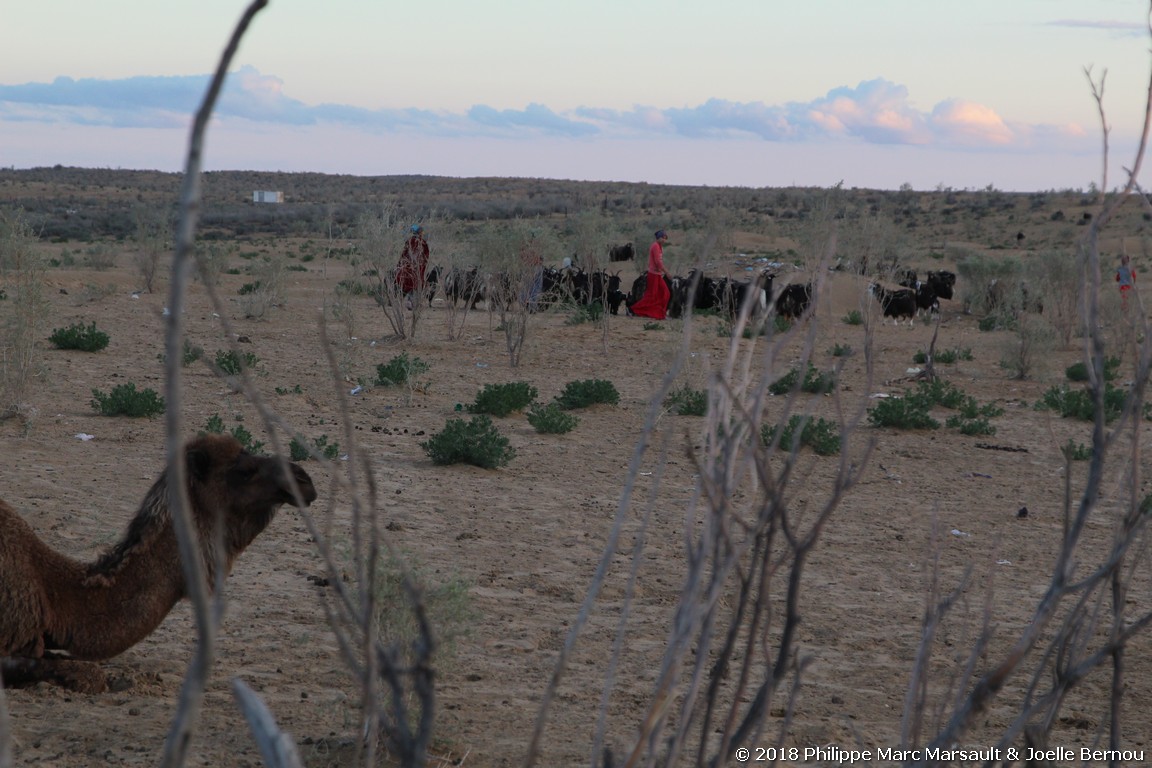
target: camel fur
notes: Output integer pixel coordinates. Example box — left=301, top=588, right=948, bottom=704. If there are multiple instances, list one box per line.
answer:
left=0, top=434, right=317, bottom=693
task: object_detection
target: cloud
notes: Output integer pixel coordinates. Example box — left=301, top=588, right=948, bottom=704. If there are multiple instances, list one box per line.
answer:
left=1046, top=19, right=1145, bottom=36
left=931, top=99, right=1015, bottom=146
left=0, top=68, right=1089, bottom=153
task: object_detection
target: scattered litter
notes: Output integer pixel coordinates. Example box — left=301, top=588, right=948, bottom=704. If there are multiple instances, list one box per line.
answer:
left=969, top=472, right=992, bottom=479
left=370, top=340, right=377, bottom=347
left=870, top=393, right=891, bottom=399
left=131, top=292, right=140, bottom=300
left=74, top=433, right=95, bottom=441
left=639, top=471, right=653, bottom=476
left=951, top=529, right=971, bottom=538
left=349, top=385, right=363, bottom=395
left=161, top=307, right=171, bottom=316
left=997, top=559, right=1013, bottom=566
left=906, top=367, right=922, bottom=375
left=339, top=454, right=349, bottom=461
left=476, top=363, right=489, bottom=368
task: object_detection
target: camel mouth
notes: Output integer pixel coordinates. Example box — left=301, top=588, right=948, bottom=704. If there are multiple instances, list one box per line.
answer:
left=286, top=464, right=318, bottom=506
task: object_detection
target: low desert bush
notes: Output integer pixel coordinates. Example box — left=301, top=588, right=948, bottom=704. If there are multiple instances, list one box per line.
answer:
left=1066, top=356, right=1120, bottom=383
left=290, top=434, right=340, bottom=461
left=421, top=415, right=515, bottom=468
left=215, top=348, right=260, bottom=376
left=761, top=414, right=841, bottom=456
left=376, top=352, right=430, bottom=387
left=868, top=394, right=940, bottom=430
left=1062, top=439, right=1092, bottom=461
left=1035, top=384, right=1130, bottom=423
left=555, top=379, right=620, bottom=410
left=829, top=343, right=854, bottom=357
left=91, top=383, right=165, bottom=418
left=667, top=384, right=708, bottom=416
left=202, top=414, right=265, bottom=454
left=565, top=302, right=603, bottom=325
left=769, top=363, right=836, bottom=395
left=913, top=347, right=972, bottom=364
left=467, top=382, right=538, bottom=417
left=526, top=402, right=578, bottom=434
left=49, top=321, right=109, bottom=352
left=370, top=551, right=476, bottom=669
left=842, top=309, right=864, bottom=325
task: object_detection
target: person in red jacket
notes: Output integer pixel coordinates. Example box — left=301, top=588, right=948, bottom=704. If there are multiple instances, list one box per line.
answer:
left=628, top=230, right=671, bottom=319
left=396, top=224, right=430, bottom=310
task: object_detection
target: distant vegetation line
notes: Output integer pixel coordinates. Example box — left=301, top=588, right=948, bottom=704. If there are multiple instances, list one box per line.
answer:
left=0, top=165, right=1134, bottom=253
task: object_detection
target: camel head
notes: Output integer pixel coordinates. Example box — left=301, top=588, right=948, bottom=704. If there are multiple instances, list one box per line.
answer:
left=183, top=433, right=317, bottom=577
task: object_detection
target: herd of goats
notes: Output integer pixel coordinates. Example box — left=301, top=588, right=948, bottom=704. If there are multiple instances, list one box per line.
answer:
left=417, top=250, right=959, bottom=326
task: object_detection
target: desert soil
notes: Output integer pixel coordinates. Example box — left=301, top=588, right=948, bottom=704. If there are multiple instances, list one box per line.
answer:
left=2, top=248, right=1151, bottom=768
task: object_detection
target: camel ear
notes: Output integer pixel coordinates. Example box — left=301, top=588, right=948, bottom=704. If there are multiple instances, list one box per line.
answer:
left=186, top=446, right=213, bottom=483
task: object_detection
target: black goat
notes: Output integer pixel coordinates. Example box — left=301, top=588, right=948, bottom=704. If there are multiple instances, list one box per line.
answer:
left=925, top=270, right=956, bottom=300
left=914, top=282, right=939, bottom=316
left=869, top=283, right=917, bottom=325
left=717, top=271, right=775, bottom=321
left=442, top=266, right=486, bottom=309
left=608, top=243, right=635, bottom=262
left=774, top=282, right=813, bottom=320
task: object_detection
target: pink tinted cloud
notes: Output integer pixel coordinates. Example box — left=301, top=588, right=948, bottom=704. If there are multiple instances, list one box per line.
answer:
left=930, top=99, right=1015, bottom=146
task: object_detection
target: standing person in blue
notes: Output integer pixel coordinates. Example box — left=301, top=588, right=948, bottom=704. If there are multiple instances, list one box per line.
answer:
left=628, top=230, right=671, bottom=319
left=396, top=224, right=430, bottom=310
left=1116, top=254, right=1136, bottom=311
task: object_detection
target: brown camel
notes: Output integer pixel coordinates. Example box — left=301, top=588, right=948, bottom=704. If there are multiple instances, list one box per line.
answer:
left=0, top=434, right=317, bottom=693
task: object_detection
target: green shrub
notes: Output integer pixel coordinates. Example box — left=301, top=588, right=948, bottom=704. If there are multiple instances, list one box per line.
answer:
left=913, top=379, right=968, bottom=410
left=868, top=395, right=939, bottom=430
left=642, top=322, right=664, bottom=331
left=1061, top=439, right=1092, bottom=461
left=555, top=379, right=620, bottom=410
left=565, top=302, right=604, bottom=325
left=50, top=321, right=110, bottom=352
left=842, top=309, right=864, bottom=326
left=978, top=313, right=1017, bottom=332
left=275, top=384, right=303, bottom=395
left=1035, top=383, right=1130, bottom=423
left=238, top=280, right=262, bottom=295
left=1066, top=356, right=1120, bottom=383
left=829, top=343, right=853, bottom=357
left=215, top=348, right=260, bottom=376
left=761, top=414, right=841, bottom=456
left=91, top=383, right=165, bottom=418
left=769, top=363, right=836, bottom=395
left=467, top=382, right=538, bottom=417
left=945, top=414, right=997, bottom=436
left=526, top=402, right=579, bottom=434
left=291, top=434, right=339, bottom=461
left=421, top=415, right=515, bottom=468
left=228, top=424, right=265, bottom=455
left=913, top=347, right=972, bottom=364
left=202, top=414, right=264, bottom=453
left=376, top=352, right=430, bottom=387
left=667, top=384, right=708, bottom=416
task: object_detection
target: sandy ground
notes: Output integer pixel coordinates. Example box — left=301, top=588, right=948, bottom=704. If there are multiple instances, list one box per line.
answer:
left=3, top=256, right=1152, bottom=767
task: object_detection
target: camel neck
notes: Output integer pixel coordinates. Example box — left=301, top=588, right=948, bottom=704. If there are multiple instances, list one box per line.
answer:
left=40, top=525, right=189, bottom=661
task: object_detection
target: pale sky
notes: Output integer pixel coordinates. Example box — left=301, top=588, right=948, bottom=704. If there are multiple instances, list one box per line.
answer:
left=2, top=0, right=1150, bottom=191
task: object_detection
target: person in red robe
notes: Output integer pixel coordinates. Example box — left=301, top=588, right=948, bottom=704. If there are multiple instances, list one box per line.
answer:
left=628, top=230, right=671, bottom=319
left=395, top=224, right=430, bottom=310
